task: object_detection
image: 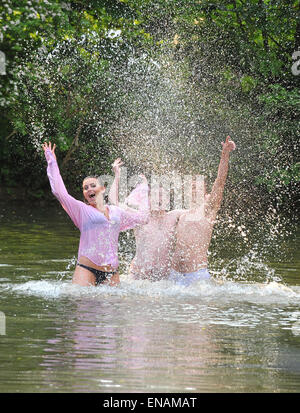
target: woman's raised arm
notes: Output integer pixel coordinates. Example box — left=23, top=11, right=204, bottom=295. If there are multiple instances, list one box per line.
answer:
left=42, top=141, right=83, bottom=229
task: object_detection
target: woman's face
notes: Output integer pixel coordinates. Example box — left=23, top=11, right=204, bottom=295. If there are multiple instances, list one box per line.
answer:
left=82, top=177, right=105, bottom=205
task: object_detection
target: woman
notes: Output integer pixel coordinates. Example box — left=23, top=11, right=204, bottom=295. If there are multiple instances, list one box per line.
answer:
left=42, top=141, right=149, bottom=287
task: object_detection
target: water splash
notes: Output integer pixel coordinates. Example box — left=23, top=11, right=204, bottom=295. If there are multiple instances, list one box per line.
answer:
left=2, top=275, right=300, bottom=307
left=12, top=29, right=298, bottom=276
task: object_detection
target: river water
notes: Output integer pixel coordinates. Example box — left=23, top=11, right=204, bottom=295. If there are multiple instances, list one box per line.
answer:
left=0, top=202, right=299, bottom=393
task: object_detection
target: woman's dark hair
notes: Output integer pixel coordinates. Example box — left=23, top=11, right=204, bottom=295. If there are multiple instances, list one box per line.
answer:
left=82, top=175, right=104, bottom=186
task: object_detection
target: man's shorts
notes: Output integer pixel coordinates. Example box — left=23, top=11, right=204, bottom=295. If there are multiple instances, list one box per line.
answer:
left=168, top=268, right=211, bottom=286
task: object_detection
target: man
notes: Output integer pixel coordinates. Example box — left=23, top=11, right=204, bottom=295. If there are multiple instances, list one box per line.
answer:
left=109, top=160, right=183, bottom=281
left=129, top=197, right=184, bottom=281
left=169, top=136, right=236, bottom=285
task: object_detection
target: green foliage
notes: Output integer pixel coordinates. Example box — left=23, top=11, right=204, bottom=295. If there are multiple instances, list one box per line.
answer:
left=0, top=0, right=299, bottom=210
left=240, top=75, right=258, bottom=93
left=258, top=85, right=300, bottom=112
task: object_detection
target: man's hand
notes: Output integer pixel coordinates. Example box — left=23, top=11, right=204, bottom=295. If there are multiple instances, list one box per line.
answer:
left=42, top=141, right=57, bottom=161
left=112, top=158, right=124, bottom=175
left=221, top=136, right=236, bottom=152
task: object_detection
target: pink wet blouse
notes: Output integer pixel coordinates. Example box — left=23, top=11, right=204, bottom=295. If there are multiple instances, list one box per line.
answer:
left=45, top=149, right=149, bottom=269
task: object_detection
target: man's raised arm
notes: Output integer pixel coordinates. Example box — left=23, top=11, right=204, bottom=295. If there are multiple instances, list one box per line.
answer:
left=207, top=136, right=236, bottom=218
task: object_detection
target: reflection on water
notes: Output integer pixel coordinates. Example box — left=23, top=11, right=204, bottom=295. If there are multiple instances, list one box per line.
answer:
left=0, top=203, right=300, bottom=392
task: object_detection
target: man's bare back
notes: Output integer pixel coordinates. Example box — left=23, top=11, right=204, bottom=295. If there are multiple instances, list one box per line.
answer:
left=108, top=163, right=184, bottom=280
left=172, top=209, right=214, bottom=273
left=171, top=136, right=236, bottom=278
left=130, top=209, right=183, bottom=280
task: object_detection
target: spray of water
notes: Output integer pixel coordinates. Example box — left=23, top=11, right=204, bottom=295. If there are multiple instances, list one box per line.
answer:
left=11, top=30, right=298, bottom=284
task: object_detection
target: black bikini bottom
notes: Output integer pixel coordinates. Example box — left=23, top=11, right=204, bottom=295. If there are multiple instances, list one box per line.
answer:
left=77, top=263, right=117, bottom=285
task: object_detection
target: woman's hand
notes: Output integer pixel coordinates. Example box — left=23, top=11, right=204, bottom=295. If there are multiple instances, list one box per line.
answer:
left=112, top=158, right=124, bottom=176
left=42, top=141, right=57, bottom=161
left=139, top=174, right=148, bottom=186
left=221, top=136, right=236, bottom=152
